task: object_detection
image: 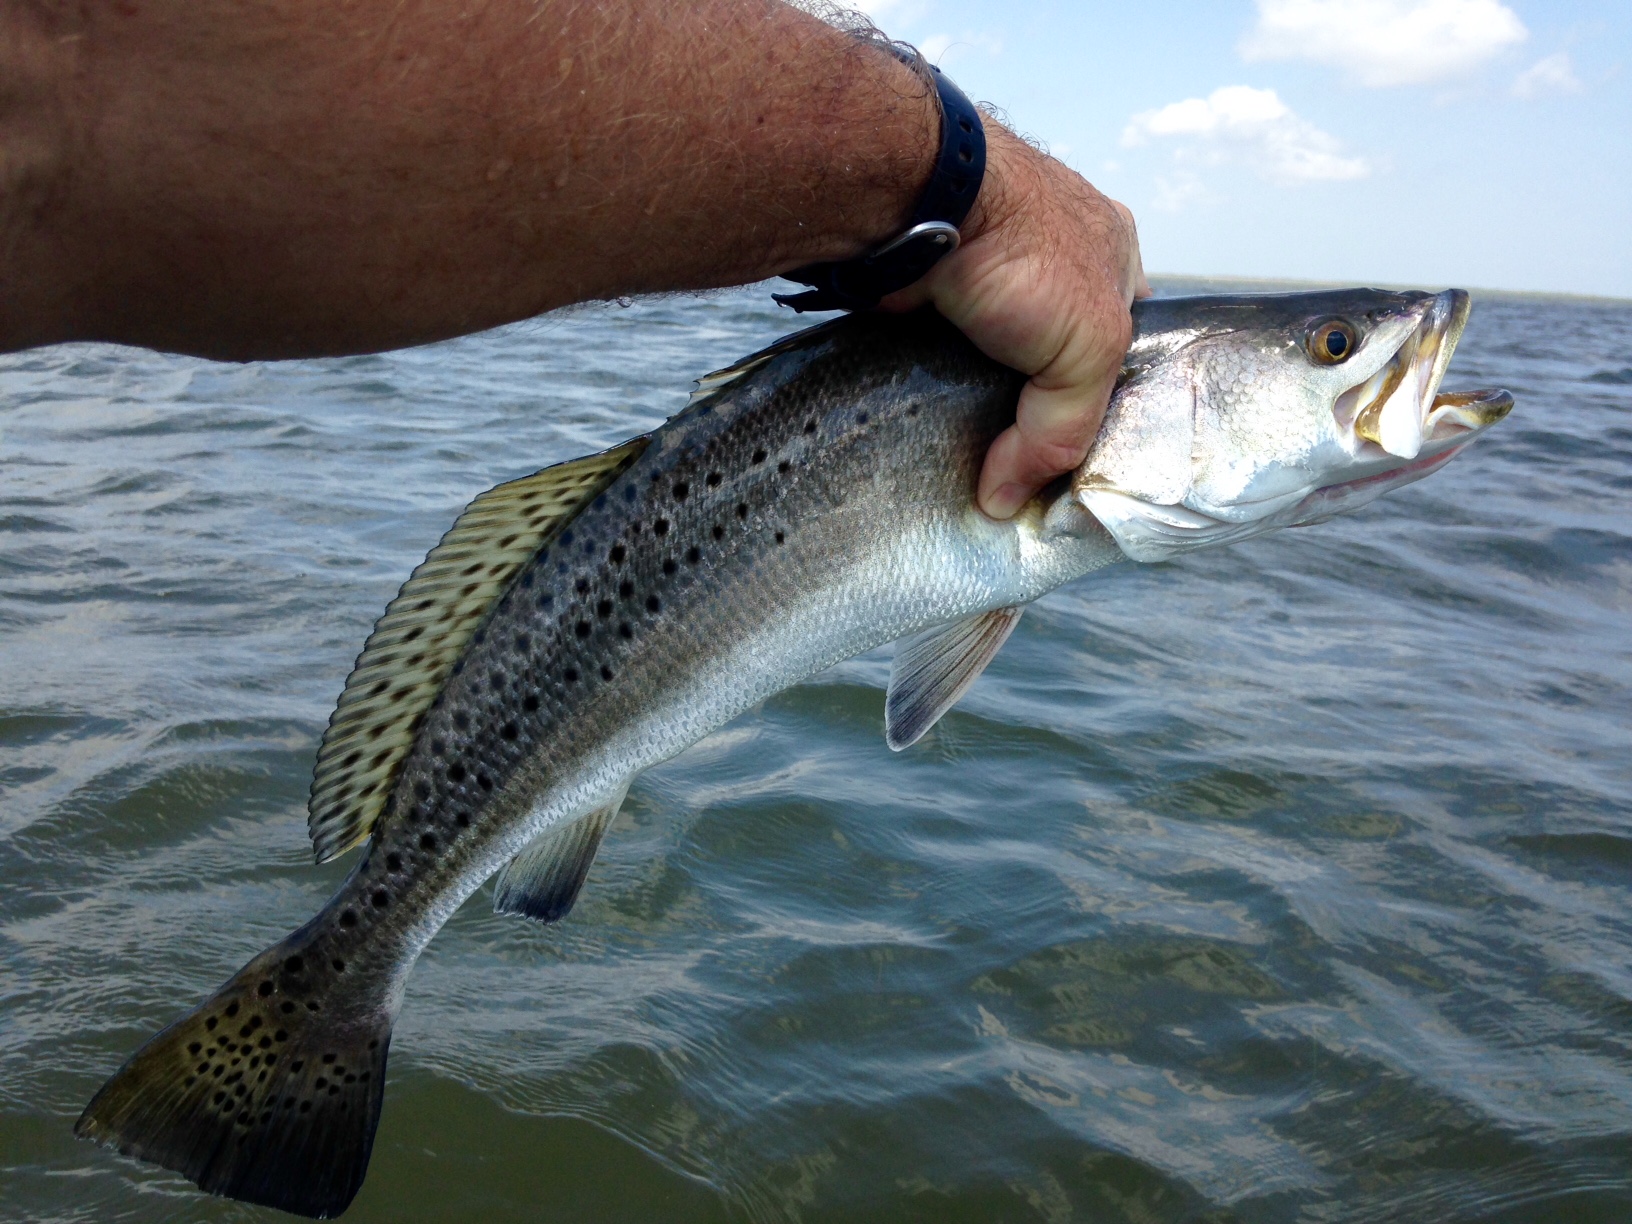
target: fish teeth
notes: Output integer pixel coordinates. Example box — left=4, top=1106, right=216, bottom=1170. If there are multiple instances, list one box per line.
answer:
left=1377, top=360, right=1426, bottom=459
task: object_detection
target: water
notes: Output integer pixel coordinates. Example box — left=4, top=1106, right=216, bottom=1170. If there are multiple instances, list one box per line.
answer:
left=2, top=281, right=1629, bottom=1223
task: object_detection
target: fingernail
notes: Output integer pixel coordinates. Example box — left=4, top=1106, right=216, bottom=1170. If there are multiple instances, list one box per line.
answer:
left=983, top=482, right=1030, bottom=520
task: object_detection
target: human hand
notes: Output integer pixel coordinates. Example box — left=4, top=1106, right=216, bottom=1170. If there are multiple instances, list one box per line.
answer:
left=883, top=125, right=1150, bottom=520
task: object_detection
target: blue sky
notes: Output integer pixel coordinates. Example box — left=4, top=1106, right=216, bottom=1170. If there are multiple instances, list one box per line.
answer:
left=851, top=0, right=1632, bottom=298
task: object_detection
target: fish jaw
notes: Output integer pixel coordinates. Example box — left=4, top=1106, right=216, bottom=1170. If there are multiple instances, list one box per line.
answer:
left=1288, top=386, right=1514, bottom=526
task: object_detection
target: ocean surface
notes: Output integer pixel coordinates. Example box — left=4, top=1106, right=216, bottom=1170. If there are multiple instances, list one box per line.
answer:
left=2, top=280, right=1629, bottom=1223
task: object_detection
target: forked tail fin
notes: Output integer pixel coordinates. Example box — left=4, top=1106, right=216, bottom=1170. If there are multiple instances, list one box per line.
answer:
left=76, top=932, right=394, bottom=1219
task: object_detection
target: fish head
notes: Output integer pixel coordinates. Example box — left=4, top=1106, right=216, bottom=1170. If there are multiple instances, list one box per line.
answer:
left=1074, top=288, right=1513, bottom=562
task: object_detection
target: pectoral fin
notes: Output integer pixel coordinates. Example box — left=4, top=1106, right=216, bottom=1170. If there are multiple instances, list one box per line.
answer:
left=885, top=607, right=1023, bottom=751
left=492, top=782, right=630, bottom=924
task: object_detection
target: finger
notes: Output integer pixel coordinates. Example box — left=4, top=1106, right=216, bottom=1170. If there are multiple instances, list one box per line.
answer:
left=1106, top=199, right=1151, bottom=301
left=977, top=369, right=1117, bottom=519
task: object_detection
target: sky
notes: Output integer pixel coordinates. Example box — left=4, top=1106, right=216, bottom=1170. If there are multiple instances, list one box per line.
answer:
left=848, top=0, right=1632, bottom=298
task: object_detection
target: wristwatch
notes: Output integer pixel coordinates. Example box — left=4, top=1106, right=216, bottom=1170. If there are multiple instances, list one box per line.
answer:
left=773, top=50, right=988, bottom=314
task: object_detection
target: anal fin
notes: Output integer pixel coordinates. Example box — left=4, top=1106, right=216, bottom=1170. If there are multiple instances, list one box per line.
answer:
left=493, top=782, right=629, bottom=923
left=885, top=607, right=1024, bottom=751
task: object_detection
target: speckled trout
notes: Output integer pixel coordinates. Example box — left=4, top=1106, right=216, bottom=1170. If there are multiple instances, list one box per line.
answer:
left=78, top=291, right=1512, bottom=1216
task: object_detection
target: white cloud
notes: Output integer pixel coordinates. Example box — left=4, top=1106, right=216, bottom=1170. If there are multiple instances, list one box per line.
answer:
left=1122, top=86, right=1371, bottom=188
left=1511, top=52, right=1583, bottom=99
left=1240, top=0, right=1528, bottom=88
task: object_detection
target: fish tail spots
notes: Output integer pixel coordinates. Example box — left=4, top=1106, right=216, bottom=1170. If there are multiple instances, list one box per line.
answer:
left=75, top=936, right=394, bottom=1219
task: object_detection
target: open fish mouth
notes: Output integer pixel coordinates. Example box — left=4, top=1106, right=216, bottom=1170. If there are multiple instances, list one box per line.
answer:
left=1334, top=289, right=1514, bottom=464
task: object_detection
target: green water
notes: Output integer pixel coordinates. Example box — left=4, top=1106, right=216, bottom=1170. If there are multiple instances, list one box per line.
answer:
left=3, top=283, right=1630, bottom=1222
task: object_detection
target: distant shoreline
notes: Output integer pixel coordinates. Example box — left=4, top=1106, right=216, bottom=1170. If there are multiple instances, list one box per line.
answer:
left=1148, top=273, right=1632, bottom=307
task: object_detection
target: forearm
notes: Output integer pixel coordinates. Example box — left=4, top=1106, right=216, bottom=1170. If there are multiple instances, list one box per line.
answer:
left=2, top=0, right=937, bottom=357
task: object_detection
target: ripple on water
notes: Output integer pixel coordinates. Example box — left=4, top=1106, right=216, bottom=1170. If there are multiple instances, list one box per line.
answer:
left=2, top=284, right=1631, bottom=1222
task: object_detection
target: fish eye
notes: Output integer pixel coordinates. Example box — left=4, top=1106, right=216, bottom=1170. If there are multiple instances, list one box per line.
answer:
left=1307, top=319, right=1358, bottom=365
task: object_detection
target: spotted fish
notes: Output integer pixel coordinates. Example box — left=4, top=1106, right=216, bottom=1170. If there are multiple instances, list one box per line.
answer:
left=76, top=291, right=1511, bottom=1216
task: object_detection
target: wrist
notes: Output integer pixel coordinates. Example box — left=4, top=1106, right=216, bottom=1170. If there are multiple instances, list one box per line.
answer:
left=774, top=44, right=986, bottom=313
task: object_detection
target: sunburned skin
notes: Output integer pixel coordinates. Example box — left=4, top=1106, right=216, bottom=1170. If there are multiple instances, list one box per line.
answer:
left=77, top=291, right=1510, bottom=1218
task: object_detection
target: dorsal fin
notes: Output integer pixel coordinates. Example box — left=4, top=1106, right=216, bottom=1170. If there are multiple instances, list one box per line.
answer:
left=885, top=607, right=1024, bottom=751
left=687, top=316, right=847, bottom=404
left=492, top=781, right=629, bottom=923
left=306, top=437, right=649, bottom=863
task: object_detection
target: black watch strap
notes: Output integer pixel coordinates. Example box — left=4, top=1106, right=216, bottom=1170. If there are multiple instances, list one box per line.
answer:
left=773, top=52, right=987, bottom=314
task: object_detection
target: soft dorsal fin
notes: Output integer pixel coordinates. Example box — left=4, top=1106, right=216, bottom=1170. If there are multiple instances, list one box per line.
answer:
left=306, top=438, right=649, bottom=863
left=687, top=316, right=846, bottom=404
left=492, top=781, right=630, bottom=923
left=885, top=607, right=1024, bottom=751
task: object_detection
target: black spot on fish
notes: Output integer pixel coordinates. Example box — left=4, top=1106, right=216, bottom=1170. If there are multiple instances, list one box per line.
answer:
left=753, top=449, right=767, bottom=464
left=514, top=634, right=529, bottom=652
left=371, top=889, right=389, bottom=908
left=662, top=558, right=677, bottom=575
left=386, top=853, right=402, bottom=872
left=653, top=519, right=669, bottom=536
left=523, top=693, right=538, bottom=712
left=575, top=620, right=591, bottom=639
left=706, top=472, right=722, bottom=487
left=341, top=908, right=358, bottom=928
left=736, top=503, right=748, bottom=519
left=415, top=780, right=431, bottom=800
left=673, top=482, right=689, bottom=500
left=778, top=461, right=790, bottom=474
left=686, top=546, right=700, bottom=564
left=906, top=404, right=918, bottom=416
left=597, top=599, right=613, bottom=617
left=453, top=711, right=469, bottom=730
left=420, top=833, right=436, bottom=850
left=501, top=722, right=518, bottom=741
left=331, top=959, right=345, bottom=974
left=610, top=544, right=626, bottom=564
left=257, top=981, right=272, bottom=997
left=538, top=593, right=554, bottom=609
left=713, top=525, right=725, bottom=540
left=619, top=580, right=634, bottom=599
left=619, top=622, right=632, bottom=639
left=564, top=667, right=579, bottom=683
left=804, top=419, right=817, bottom=433
left=601, top=665, right=614, bottom=681
left=432, top=739, right=446, bottom=756
left=225, top=1003, right=240, bottom=1018
left=576, top=578, right=590, bottom=595
left=856, top=412, right=868, bottom=425
left=775, top=531, right=785, bottom=544
left=448, top=762, right=466, bottom=783
left=646, top=595, right=661, bottom=613
left=456, top=812, right=470, bottom=828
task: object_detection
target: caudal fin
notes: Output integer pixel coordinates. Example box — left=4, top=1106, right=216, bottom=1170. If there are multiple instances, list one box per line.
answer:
left=76, top=935, right=393, bottom=1219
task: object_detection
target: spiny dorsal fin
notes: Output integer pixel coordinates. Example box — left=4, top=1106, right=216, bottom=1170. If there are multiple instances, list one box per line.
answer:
left=492, top=781, right=629, bottom=923
left=307, top=438, right=649, bottom=863
left=885, top=607, right=1024, bottom=751
left=687, top=316, right=847, bottom=404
